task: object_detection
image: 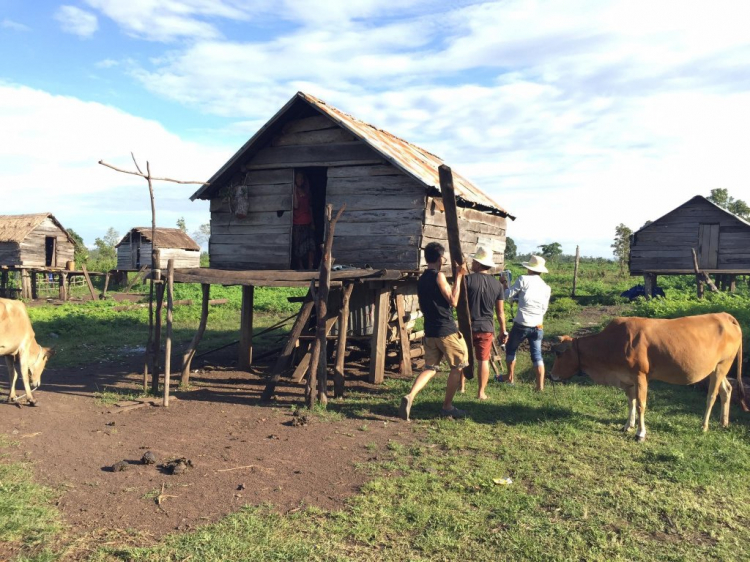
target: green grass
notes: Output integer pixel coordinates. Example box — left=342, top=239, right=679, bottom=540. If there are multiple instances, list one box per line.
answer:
left=5, top=269, right=750, bottom=561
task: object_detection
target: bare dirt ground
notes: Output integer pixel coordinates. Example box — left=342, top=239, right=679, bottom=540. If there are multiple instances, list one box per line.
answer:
left=0, top=351, right=413, bottom=550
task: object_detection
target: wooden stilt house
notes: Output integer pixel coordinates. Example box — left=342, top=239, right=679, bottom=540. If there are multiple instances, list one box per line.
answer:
left=0, top=213, right=75, bottom=268
left=116, top=227, right=201, bottom=270
left=630, top=195, right=750, bottom=292
left=191, top=92, right=514, bottom=272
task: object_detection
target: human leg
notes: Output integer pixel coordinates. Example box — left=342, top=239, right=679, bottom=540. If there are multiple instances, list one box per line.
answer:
left=504, top=325, right=525, bottom=384
left=472, top=332, right=492, bottom=399
left=440, top=333, right=469, bottom=416
left=528, top=328, right=545, bottom=391
left=399, top=337, right=443, bottom=420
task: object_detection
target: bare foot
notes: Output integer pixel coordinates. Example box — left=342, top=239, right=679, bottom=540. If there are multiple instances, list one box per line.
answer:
left=478, top=394, right=489, bottom=401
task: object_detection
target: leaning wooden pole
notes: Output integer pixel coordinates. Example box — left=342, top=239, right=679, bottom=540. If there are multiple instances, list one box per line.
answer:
left=163, top=259, right=174, bottom=407
left=572, top=245, right=580, bottom=297
left=152, top=270, right=164, bottom=394
left=438, top=165, right=474, bottom=380
left=306, top=204, right=346, bottom=408
left=181, top=283, right=210, bottom=387
left=261, top=287, right=315, bottom=401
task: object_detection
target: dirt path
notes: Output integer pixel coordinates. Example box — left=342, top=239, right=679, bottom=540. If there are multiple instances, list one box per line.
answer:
left=0, top=356, right=413, bottom=549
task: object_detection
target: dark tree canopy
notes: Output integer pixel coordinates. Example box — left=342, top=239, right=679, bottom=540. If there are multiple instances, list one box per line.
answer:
left=708, top=188, right=750, bottom=220
left=611, top=223, right=633, bottom=273
left=504, top=237, right=517, bottom=260
left=538, top=242, right=562, bottom=260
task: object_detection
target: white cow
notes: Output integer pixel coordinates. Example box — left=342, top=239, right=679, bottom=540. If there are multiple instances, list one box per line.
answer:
left=0, top=298, right=53, bottom=405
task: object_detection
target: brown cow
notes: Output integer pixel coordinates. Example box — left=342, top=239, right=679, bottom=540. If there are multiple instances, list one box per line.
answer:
left=0, top=298, right=53, bottom=405
left=550, top=313, right=744, bottom=441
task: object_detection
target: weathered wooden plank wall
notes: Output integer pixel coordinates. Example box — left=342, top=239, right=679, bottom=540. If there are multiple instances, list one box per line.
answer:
left=421, top=197, right=507, bottom=271
left=155, top=249, right=201, bottom=269
left=0, top=242, right=21, bottom=266
left=17, top=218, right=75, bottom=267
left=630, top=198, right=750, bottom=272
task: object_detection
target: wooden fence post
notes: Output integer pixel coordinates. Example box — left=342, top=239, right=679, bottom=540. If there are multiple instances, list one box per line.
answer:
left=163, top=259, right=174, bottom=407
left=333, top=283, right=355, bottom=398
left=238, top=285, right=254, bottom=370
left=572, top=245, right=580, bottom=297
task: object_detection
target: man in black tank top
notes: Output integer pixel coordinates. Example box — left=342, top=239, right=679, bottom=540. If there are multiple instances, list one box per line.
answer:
left=399, top=242, right=469, bottom=421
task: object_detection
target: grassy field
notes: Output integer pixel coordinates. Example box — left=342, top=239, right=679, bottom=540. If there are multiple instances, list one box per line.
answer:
left=3, top=261, right=750, bottom=561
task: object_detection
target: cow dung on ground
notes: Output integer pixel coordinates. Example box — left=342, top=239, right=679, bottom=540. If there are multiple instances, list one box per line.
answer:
left=160, top=457, right=194, bottom=475
left=111, top=460, right=129, bottom=472
left=141, top=451, right=157, bottom=465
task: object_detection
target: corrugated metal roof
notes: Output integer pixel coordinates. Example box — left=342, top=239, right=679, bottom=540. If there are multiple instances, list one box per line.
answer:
left=0, top=213, right=73, bottom=244
left=191, top=92, right=513, bottom=218
left=299, top=92, right=512, bottom=217
left=116, top=227, right=201, bottom=251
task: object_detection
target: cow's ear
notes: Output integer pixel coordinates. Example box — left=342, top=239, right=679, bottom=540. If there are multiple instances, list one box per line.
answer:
left=45, top=347, right=56, bottom=358
left=552, top=341, right=572, bottom=353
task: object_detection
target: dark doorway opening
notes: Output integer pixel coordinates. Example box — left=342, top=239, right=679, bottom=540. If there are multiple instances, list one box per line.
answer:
left=45, top=236, right=56, bottom=267
left=292, top=167, right=328, bottom=269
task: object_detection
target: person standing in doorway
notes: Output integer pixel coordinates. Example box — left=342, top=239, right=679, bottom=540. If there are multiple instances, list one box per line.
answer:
left=292, top=171, right=315, bottom=269
left=399, top=242, right=469, bottom=421
left=464, top=246, right=507, bottom=400
left=500, top=255, right=551, bottom=391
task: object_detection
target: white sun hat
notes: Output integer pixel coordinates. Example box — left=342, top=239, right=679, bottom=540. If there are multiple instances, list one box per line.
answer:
left=521, top=255, right=548, bottom=273
left=471, top=245, right=495, bottom=268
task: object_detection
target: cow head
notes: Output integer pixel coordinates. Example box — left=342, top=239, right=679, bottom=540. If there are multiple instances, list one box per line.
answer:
left=29, top=346, right=54, bottom=388
left=550, top=336, right=579, bottom=381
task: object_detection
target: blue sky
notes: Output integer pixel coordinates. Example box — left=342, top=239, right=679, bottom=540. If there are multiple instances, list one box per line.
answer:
left=2, top=0, right=750, bottom=257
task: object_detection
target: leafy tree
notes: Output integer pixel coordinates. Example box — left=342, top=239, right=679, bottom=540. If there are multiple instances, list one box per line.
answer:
left=537, top=242, right=562, bottom=261
left=91, top=227, right=119, bottom=270
left=176, top=217, right=188, bottom=233
left=611, top=223, right=633, bottom=274
left=66, top=228, right=88, bottom=264
left=708, top=188, right=750, bottom=220
left=641, top=220, right=653, bottom=229
left=504, top=237, right=517, bottom=260
left=193, top=223, right=210, bottom=246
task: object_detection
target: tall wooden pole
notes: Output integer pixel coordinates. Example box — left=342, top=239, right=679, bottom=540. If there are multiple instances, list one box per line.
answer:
left=238, top=285, right=254, bottom=370
left=437, top=165, right=474, bottom=380
left=181, top=283, right=210, bottom=387
left=163, top=259, right=174, bottom=407
left=572, top=245, right=580, bottom=297
left=333, top=283, right=354, bottom=398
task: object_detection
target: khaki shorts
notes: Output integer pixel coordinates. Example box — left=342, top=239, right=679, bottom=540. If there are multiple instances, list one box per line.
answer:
left=424, top=332, right=469, bottom=370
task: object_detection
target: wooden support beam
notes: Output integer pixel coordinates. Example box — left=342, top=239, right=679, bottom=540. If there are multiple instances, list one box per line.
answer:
left=21, top=269, right=31, bottom=299
left=369, top=284, right=391, bottom=385
left=151, top=270, right=164, bottom=394
left=163, top=259, right=174, bottom=407
left=181, top=283, right=210, bottom=387
left=294, top=315, right=339, bottom=384
left=81, top=264, right=98, bottom=301
left=643, top=273, right=655, bottom=299
left=395, top=293, right=412, bottom=378
left=126, top=265, right=149, bottom=293
left=102, top=272, right=111, bottom=298
left=238, top=285, right=254, bottom=370
left=261, top=288, right=314, bottom=401
left=58, top=272, right=67, bottom=301
left=334, top=283, right=355, bottom=398
left=438, top=164, right=474, bottom=380
left=30, top=271, right=38, bottom=300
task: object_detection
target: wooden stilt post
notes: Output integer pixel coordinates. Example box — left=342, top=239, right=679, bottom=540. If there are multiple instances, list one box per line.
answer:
left=730, top=275, right=737, bottom=293
left=369, top=284, right=390, bottom=385
left=438, top=164, right=474, bottom=379
left=692, top=248, right=717, bottom=299
left=307, top=204, right=346, bottom=408
left=572, top=245, right=580, bottom=297
left=30, top=271, right=38, bottom=300
left=261, top=288, right=315, bottom=401
left=163, top=259, right=174, bottom=407
left=181, top=283, right=210, bottom=387
left=102, top=272, right=111, bottom=298
left=643, top=273, right=655, bottom=299
left=334, top=283, right=354, bottom=398
left=238, top=285, right=254, bottom=370
left=395, top=292, right=412, bottom=378
left=1, top=270, right=7, bottom=297
left=151, top=271, right=164, bottom=394
left=58, top=272, right=66, bottom=301
left=21, top=270, right=31, bottom=299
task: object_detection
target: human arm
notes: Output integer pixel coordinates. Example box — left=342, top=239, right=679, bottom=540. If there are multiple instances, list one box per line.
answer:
left=495, top=299, right=508, bottom=343
left=501, top=274, right=523, bottom=301
left=436, top=263, right=468, bottom=307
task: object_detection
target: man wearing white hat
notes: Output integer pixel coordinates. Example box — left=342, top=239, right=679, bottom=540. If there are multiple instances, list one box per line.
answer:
left=464, top=245, right=507, bottom=400
left=500, top=255, right=551, bottom=391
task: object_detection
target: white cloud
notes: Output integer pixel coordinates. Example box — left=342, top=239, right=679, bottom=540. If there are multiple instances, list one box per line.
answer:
left=0, top=83, right=231, bottom=247
left=95, top=58, right=119, bottom=69
left=1, top=18, right=30, bottom=32
left=55, top=5, right=99, bottom=38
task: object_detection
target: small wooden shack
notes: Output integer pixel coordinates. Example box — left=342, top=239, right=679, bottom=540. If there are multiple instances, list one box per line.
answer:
left=116, top=227, right=201, bottom=270
left=630, top=195, right=750, bottom=290
left=191, top=92, right=514, bottom=272
left=0, top=213, right=75, bottom=268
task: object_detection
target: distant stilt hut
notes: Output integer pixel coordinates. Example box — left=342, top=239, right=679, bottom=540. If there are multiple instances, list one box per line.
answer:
left=116, top=227, right=201, bottom=270
left=0, top=213, right=75, bottom=268
left=630, top=195, right=750, bottom=295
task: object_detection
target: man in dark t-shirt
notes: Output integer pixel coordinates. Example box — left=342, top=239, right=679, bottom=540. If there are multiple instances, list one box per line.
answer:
left=465, top=246, right=508, bottom=400
left=399, top=242, right=469, bottom=421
